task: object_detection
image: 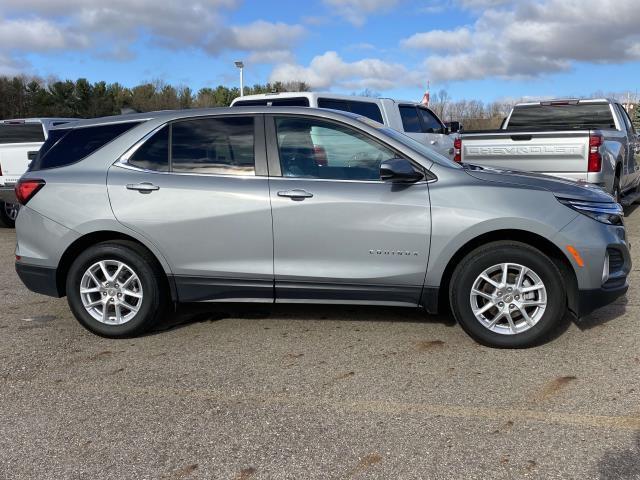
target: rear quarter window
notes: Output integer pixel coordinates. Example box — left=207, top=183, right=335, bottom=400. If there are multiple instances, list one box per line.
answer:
left=30, top=122, right=141, bottom=171
left=0, top=123, right=45, bottom=144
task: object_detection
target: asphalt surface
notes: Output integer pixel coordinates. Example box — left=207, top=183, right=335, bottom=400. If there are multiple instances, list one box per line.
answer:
left=1, top=212, right=639, bottom=480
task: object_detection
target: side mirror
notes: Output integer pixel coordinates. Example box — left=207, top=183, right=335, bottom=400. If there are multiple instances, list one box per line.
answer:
left=446, top=121, right=461, bottom=134
left=380, top=158, right=424, bottom=183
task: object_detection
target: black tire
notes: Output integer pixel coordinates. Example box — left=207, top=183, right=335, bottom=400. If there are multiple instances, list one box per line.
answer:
left=0, top=201, right=18, bottom=228
left=66, top=240, right=168, bottom=338
left=449, top=241, right=566, bottom=348
left=612, top=174, right=621, bottom=204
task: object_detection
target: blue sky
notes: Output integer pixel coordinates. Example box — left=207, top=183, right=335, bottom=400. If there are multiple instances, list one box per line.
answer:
left=1, top=0, right=640, bottom=103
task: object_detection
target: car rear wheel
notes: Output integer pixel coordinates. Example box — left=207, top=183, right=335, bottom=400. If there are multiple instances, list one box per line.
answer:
left=66, top=240, right=168, bottom=338
left=449, top=241, right=566, bottom=348
left=0, top=201, right=18, bottom=228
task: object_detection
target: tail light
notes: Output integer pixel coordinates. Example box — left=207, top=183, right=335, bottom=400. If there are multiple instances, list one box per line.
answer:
left=313, top=145, right=328, bottom=166
left=453, top=137, right=462, bottom=163
left=15, top=178, right=45, bottom=205
left=588, top=133, right=603, bottom=172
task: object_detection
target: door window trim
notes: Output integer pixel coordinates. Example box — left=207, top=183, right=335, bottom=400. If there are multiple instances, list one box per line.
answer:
left=264, top=114, right=431, bottom=183
left=118, top=113, right=268, bottom=177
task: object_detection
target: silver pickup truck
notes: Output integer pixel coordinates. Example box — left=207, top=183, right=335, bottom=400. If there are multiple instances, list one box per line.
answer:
left=457, top=99, right=640, bottom=204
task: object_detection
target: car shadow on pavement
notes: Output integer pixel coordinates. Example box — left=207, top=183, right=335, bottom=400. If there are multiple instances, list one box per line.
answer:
left=598, top=431, right=640, bottom=479
left=157, top=302, right=457, bottom=334
left=574, top=296, right=628, bottom=331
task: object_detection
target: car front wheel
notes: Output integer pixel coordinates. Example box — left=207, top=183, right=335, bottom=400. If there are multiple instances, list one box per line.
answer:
left=449, top=241, right=566, bottom=348
left=66, top=240, right=168, bottom=338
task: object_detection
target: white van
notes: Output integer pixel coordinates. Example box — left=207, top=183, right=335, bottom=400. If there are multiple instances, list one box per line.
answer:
left=0, top=118, right=75, bottom=227
left=230, top=92, right=456, bottom=160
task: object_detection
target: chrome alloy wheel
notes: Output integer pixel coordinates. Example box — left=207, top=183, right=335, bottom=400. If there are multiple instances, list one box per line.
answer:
left=80, top=260, right=143, bottom=325
left=4, top=202, right=18, bottom=221
left=469, top=263, right=547, bottom=335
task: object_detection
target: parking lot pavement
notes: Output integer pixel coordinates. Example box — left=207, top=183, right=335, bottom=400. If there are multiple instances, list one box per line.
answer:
left=1, top=215, right=639, bottom=480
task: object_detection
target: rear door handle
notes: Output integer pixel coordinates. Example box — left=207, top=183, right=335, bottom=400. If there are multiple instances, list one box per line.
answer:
left=126, top=182, right=160, bottom=193
left=277, top=189, right=313, bottom=200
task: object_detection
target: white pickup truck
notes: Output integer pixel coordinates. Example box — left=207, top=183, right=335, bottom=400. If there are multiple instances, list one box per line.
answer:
left=0, top=118, right=75, bottom=227
left=457, top=99, right=640, bottom=204
left=231, top=92, right=457, bottom=160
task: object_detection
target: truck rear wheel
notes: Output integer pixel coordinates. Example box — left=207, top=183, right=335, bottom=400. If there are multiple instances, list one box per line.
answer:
left=449, top=241, right=566, bottom=348
left=0, top=201, right=18, bottom=228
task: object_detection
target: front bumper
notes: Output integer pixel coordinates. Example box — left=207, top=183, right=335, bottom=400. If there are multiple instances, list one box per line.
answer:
left=15, top=262, right=62, bottom=298
left=0, top=185, right=17, bottom=203
left=576, top=283, right=628, bottom=318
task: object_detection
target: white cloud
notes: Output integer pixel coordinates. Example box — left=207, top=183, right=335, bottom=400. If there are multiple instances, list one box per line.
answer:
left=401, top=28, right=472, bottom=52
left=0, top=0, right=304, bottom=71
left=323, top=0, right=400, bottom=26
left=270, top=51, right=423, bottom=90
left=409, top=0, right=640, bottom=82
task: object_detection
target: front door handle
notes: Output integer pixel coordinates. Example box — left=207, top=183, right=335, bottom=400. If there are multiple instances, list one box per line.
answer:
left=126, top=182, right=160, bottom=193
left=430, top=140, right=438, bottom=145
left=277, top=189, right=313, bottom=200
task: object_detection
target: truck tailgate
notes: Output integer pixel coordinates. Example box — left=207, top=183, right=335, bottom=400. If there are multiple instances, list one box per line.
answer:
left=0, top=142, right=41, bottom=184
left=461, top=131, right=589, bottom=173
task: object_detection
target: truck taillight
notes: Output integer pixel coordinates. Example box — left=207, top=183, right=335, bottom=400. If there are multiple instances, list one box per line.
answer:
left=453, top=137, right=462, bottom=163
left=15, top=179, right=45, bottom=205
left=588, top=133, right=603, bottom=172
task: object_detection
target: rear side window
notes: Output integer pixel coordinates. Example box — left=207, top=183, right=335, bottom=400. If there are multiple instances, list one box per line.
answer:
left=171, top=117, right=255, bottom=175
left=127, top=126, right=169, bottom=172
left=318, top=98, right=384, bottom=123
left=233, top=98, right=310, bottom=107
left=0, top=123, right=44, bottom=144
left=507, top=103, right=616, bottom=130
left=30, top=122, right=141, bottom=171
left=399, top=106, right=422, bottom=133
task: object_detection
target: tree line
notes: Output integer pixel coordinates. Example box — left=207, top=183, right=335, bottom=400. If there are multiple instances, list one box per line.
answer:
left=1, top=76, right=638, bottom=131
left=0, top=76, right=310, bottom=119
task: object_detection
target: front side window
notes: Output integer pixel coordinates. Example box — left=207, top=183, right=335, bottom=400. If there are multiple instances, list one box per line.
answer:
left=348, top=101, right=383, bottom=123
left=128, top=126, right=169, bottom=172
left=171, top=117, right=255, bottom=175
left=399, top=106, right=422, bottom=133
left=418, top=108, right=443, bottom=133
left=275, top=117, right=397, bottom=181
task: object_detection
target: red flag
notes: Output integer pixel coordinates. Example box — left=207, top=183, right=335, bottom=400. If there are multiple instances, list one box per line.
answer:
left=421, top=81, right=430, bottom=106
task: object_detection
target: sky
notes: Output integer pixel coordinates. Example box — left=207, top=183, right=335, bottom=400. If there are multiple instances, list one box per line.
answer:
left=1, top=0, right=640, bottom=103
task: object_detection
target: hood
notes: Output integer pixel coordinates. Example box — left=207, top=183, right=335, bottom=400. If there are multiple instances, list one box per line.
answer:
left=463, top=163, right=614, bottom=203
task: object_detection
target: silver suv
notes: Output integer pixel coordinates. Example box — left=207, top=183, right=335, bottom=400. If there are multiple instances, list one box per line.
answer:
left=14, top=107, right=631, bottom=348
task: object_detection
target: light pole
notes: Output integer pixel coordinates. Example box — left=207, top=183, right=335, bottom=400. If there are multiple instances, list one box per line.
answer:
left=234, top=61, right=244, bottom=97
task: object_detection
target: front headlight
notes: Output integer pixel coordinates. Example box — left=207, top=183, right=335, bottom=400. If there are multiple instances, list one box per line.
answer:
left=557, top=198, right=624, bottom=225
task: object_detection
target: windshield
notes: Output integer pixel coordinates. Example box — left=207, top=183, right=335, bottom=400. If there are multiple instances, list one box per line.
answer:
left=380, top=127, right=462, bottom=168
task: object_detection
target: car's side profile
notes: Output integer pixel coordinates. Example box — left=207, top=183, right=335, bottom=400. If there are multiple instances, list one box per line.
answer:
left=14, top=107, right=631, bottom=348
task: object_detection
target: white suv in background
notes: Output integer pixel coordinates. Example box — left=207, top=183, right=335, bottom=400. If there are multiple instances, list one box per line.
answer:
left=0, top=118, right=75, bottom=227
left=231, top=92, right=456, bottom=160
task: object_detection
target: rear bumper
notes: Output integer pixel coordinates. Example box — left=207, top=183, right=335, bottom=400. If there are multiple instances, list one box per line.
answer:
left=15, top=262, right=62, bottom=298
left=575, top=283, right=628, bottom=318
left=0, top=185, right=17, bottom=203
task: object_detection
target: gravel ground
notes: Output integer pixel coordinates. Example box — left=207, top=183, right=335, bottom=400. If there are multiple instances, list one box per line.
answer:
left=0, top=209, right=639, bottom=479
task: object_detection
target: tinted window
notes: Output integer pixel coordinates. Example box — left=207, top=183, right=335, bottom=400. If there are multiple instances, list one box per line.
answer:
left=275, top=117, right=396, bottom=181
left=349, top=101, right=383, bottom=123
left=0, top=123, right=44, bottom=144
left=418, top=108, right=443, bottom=133
left=318, top=98, right=349, bottom=112
left=507, top=103, right=616, bottom=130
left=172, top=117, right=255, bottom=175
left=233, top=98, right=310, bottom=107
left=318, top=98, right=384, bottom=123
left=30, top=122, right=141, bottom=171
left=399, top=106, right=421, bottom=133
left=128, top=126, right=169, bottom=172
